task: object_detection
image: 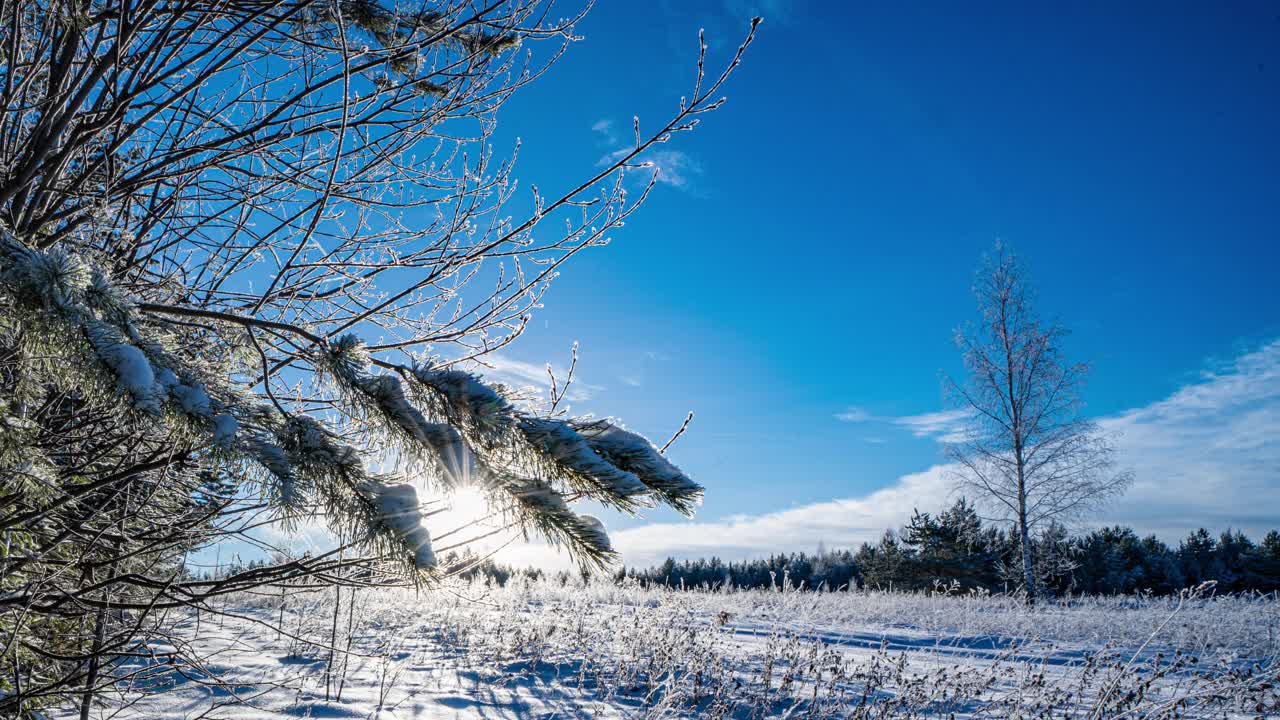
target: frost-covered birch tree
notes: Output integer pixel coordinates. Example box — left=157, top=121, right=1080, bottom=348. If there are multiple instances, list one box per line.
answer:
left=945, top=244, right=1132, bottom=604
left=0, top=1, right=756, bottom=713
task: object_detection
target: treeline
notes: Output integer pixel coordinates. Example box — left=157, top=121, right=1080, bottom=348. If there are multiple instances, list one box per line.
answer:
left=629, top=500, right=1280, bottom=596
left=464, top=499, right=1280, bottom=597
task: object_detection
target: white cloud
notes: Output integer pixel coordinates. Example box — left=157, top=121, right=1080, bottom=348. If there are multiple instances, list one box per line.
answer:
left=1096, top=339, right=1280, bottom=539
left=590, top=118, right=617, bottom=144
left=644, top=150, right=700, bottom=188
left=245, top=340, right=1280, bottom=571
left=500, top=466, right=954, bottom=571
left=471, top=353, right=602, bottom=403
left=609, top=466, right=953, bottom=567
left=834, top=406, right=873, bottom=422
left=597, top=147, right=701, bottom=189
left=834, top=406, right=972, bottom=443
left=892, top=409, right=974, bottom=443
left=508, top=339, right=1280, bottom=569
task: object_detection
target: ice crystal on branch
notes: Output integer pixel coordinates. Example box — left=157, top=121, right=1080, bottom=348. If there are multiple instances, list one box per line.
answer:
left=0, top=12, right=759, bottom=712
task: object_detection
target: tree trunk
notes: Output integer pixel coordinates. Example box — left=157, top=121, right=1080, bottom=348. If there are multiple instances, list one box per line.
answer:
left=325, top=584, right=341, bottom=701
left=79, top=549, right=116, bottom=720
left=79, top=604, right=108, bottom=720
left=1017, top=459, right=1037, bottom=605
left=1019, top=515, right=1036, bottom=605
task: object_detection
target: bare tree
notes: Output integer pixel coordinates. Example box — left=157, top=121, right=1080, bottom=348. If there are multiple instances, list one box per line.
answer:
left=946, top=244, right=1132, bottom=603
left=0, top=1, right=758, bottom=714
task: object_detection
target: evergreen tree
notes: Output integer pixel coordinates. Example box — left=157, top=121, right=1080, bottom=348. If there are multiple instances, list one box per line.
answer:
left=1215, top=530, right=1258, bottom=592
left=0, top=2, right=759, bottom=713
left=1137, top=535, right=1185, bottom=595
left=1256, top=531, right=1280, bottom=592
left=619, top=523, right=1280, bottom=598
left=1179, top=529, right=1223, bottom=587
left=900, top=499, right=999, bottom=590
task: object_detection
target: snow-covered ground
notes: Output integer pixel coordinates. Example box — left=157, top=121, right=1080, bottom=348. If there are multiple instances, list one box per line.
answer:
left=65, top=579, right=1279, bottom=719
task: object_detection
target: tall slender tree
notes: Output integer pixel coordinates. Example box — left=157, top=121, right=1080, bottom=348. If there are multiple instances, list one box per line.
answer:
left=946, top=244, right=1132, bottom=603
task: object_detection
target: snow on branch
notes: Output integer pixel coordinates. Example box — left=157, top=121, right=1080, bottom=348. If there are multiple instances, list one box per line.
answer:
left=518, top=417, right=651, bottom=510
left=410, top=365, right=517, bottom=440
left=571, top=419, right=704, bottom=515
left=359, top=480, right=437, bottom=569
left=2, top=232, right=697, bottom=574
left=276, top=415, right=437, bottom=570
left=2, top=235, right=241, bottom=435
left=501, top=475, right=615, bottom=567
left=323, top=335, right=474, bottom=485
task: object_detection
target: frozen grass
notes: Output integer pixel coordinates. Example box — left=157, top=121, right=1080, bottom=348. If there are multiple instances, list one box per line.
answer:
left=63, top=578, right=1279, bottom=719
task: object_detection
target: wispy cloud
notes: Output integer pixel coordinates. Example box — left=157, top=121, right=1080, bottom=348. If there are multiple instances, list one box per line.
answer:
left=593, top=118, right=702, bottom=190
left=891, top=409, right=974, bottom=443
left=590, top=118, right=617, bottom=144
left=471, top=353, right=603, bottom=403
left=598, top=147, right=701, bottom=189
left=834, top=406, right=874, bottom=423
left=836, top=406, right=973, bottom=443
left=1096, top=339, right=1280, bottom=538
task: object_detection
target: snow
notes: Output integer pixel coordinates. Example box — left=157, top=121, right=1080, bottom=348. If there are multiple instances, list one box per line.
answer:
left=505, top=476, right=570, bottom=513
left=519, top=418, right=650, bottom=499
left=56, top=578, right=1279, bottom=719
left=412, top=366, right=513, bottom=428
left=360, top=481, right=436, bottom=569
left=249, top=439, right=295, bottom=500
left=20, top=244, right=89, bottom=308
left=572, top=420, right=702, bottom=509
left=358, top=374, right=475, bottom=484
left=171, top=381, right=212, bottom=416
left=577, top=514, right=612, bottom=552
left=155, top=367, right=179, bottom=390
left=84, top=320, right=160, bottom=414
left=211, top=414, right=239, bottom=446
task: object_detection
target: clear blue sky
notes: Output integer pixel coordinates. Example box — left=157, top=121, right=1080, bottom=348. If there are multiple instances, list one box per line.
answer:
left=471, top=1, right=1279, bottom=550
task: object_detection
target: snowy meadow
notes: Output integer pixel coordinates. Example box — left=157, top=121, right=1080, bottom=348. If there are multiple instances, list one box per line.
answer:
left=64, top=579, right=1280, bottom=719
left=5, top=2, right=1279, bottom=720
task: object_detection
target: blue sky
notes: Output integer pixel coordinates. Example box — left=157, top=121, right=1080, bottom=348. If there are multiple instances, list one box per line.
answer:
left=450, top=1, right=1280, bottom=565
left=233, top=2, right=1279, bottom=571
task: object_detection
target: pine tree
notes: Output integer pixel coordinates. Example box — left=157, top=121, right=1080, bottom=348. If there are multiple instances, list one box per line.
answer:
left=898, top=500, right=999, bottom=591
left=0, top=2, right=759, bottom=713
left=1179, top=528, right=1222, bottom=587
left=1257, top=531, right=1280, bottom=592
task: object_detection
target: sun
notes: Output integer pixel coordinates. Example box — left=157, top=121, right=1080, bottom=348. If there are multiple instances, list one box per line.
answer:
left=426, top=485, right=511, bottom=560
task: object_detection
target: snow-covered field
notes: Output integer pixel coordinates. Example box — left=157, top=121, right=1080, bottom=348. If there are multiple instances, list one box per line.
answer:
left=67, top=579, right=1279, bottom=719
